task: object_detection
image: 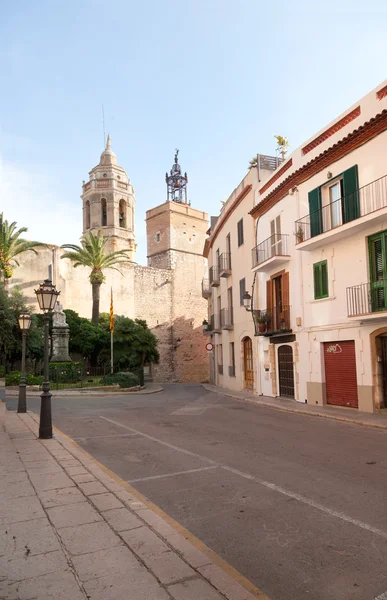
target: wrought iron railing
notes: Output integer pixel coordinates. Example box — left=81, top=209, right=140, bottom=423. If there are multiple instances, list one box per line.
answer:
left=295, top=174, right=387, bottom=243
left=347, top=281, right=387, bottom=316
left=252, top=305, right=291, bottom=336
left=220, top=308, right=233, bottom=329
left=209, top=266, right=220, bottom=286
left=219, top=253, right=231, bottom=273
left=228, top=365, right=236, bottom=377
left=251, top=234, right=289, bottom=268
left=210, top=314, right=221, bottom=332
left=201, top=279, right=211, bottom=297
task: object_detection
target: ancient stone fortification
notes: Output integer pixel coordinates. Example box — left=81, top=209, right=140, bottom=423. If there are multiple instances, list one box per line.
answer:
left=8, top=143, right=209, bottom=383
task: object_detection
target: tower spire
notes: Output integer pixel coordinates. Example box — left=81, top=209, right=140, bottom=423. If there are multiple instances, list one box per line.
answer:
left=165, top=149, right=189, bottom=204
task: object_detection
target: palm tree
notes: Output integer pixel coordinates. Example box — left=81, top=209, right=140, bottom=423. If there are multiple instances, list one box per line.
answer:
left=0, top=213, right=46, bottom=292
left=61, top=231, right=131, bottom=325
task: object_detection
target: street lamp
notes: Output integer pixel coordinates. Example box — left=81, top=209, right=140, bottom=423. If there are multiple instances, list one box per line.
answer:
left=242, top=291, right=252, bottom=312
left=17, top=312, right=32, bottom=414
left=34, top=279, right=60, bottom=439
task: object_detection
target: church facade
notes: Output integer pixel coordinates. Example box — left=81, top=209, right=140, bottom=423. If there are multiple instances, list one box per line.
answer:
left=8, top=140, right=209, bottom=383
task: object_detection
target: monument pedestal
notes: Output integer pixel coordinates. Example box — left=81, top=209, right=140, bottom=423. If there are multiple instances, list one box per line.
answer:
left=50, top=302, right=71, bottom=363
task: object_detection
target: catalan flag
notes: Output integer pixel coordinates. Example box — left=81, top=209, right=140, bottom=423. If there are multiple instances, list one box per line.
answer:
left=109, top=287, right=114, bottom=333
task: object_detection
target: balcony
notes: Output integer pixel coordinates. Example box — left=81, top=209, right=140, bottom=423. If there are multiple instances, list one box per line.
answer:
left=210, top=314, right=221, bottom=333
left=209, top=266, right=220, bottom=287
left=295, top=174, right=387, bottom=251
left=251, top=234, right=290, bottom=272
left=347, top=281, right=387, bottom=320
left=201, top=279, right=211, bottom=299
left=252, top=306, right=291, bottom=336
left=220, top=308, right=234, bottom=330
left=219, top=253, right=231, bottom=277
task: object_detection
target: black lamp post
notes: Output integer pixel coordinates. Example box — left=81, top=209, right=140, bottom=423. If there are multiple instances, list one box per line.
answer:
left=34, top=279, right=60, bottom=439
left=17, top=312, right=32, bottom=413
left=242, top=291, right=252, bottom=312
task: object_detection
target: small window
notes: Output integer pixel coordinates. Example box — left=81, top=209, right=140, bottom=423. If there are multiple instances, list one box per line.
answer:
left=229, top=342, right=235, bottom=377
left=237, top=219, right=244, bottom=247
left=156, top=232, right=160, bottom=242
left=239, top=278, right=246, bottom=306
left=313, top=260, right=329, bottom=299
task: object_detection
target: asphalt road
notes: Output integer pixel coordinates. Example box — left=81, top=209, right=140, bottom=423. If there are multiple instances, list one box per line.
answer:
left=7, top=385, right=387, bottom=600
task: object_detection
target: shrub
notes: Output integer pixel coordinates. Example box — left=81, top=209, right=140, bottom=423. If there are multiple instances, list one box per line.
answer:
left=0, top=366, right=5, bottom=378
left=49, top=362, right=83, bottom=383
left=102, top=372, right=140, bottom=388
left=5, top=371, right=43, bottom=386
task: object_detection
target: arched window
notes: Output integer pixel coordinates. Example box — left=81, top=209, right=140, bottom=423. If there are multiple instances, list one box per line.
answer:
left=101, top=198, right=107, bottom=226
left=119, top=199, right=126, bottom=228
left=85, top=200, right=90, bottom=230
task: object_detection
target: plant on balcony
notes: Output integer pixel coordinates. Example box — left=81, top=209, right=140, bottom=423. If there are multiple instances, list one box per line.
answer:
left=255, top=311, right=271, bottom=333
left=295, top=225, right=304, bottom=244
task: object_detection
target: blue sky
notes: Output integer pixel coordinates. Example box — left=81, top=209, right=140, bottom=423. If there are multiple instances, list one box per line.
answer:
left=0, top=0, right=386, bottom=265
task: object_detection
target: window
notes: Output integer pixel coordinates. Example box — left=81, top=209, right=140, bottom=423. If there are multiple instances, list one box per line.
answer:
left=228, top=287, right=233, bottom=324
left=270, top=215, right=282, bottom=255
left=226, top=234, right=231, bottom=268
left=328, top=180, right=343, bottom=228
left=239, top=278, right=246, bottom=306
left=216, top=248, right=220, bottom=269
left=156, top=232, right=160, bottom=243
left=237, top=219, right=244, bottom=247
left=313, top=260, right=329, bottom=299
left=85, top=201, right=90, bottom=230
left=229, top=342, right=235, bottom=377
left=119, top=199, right=126, bottom=228
left=369, top=231, right=387, bottom=311
left=101, top=199, right=107, bottom=226
left=217, top=344, right=223, bottom=375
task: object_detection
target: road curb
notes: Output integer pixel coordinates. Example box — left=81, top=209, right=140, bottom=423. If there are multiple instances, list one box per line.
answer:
left=202, top=384, right=387, bottom=432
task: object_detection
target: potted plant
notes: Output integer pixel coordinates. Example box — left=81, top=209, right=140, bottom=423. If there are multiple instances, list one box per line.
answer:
left=295, top=225, right=304, bottom=244
left=255, top=312, right=271, bottom=334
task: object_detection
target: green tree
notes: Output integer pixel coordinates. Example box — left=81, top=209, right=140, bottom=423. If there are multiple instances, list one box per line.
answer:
left=0, top=213, right=46, bottom=291
left=64, top=309, right=109, bottom=365
left=99, top=315, right=159, bottom=369
left=61, top=231, right=131, bottom=325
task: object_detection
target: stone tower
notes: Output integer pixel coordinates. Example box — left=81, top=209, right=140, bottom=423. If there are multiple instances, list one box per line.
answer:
left=146, top=151, right=209, bottom=383
left=81, top=135, right=136, bottom=260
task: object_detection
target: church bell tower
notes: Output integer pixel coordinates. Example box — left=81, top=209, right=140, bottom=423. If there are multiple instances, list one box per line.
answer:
left=81, top=135, right=136, bottom=260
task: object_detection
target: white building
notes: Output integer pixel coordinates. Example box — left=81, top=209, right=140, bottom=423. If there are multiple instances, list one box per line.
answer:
left=204, top=80, right=387, bottom=413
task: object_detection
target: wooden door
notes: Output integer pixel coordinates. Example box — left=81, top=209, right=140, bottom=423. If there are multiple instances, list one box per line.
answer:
left=243, top=337, right=254, bottom=389
left=324, top=341, right=358, bottom=408
left=381, top=338, right=387, bottom=408
left=278, top=345, right=294, bottom=398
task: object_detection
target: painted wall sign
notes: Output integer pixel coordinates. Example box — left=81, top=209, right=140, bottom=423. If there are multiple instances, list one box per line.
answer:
left=326, top=343, right=343, bottom=354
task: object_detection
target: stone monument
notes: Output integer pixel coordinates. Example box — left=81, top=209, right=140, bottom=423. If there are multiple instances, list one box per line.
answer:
left=50, top=302, right=71, bottom=362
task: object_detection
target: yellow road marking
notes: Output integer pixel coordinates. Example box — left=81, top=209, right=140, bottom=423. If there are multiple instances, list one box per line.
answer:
left=54, top=423, right=271, bottom=600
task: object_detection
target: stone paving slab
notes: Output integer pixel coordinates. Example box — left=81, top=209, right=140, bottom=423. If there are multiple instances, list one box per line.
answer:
left=0, top=409, right=262, bottom=600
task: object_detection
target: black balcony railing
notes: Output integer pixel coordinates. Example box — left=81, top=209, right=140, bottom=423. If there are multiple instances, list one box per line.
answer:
left=209, top=266, right=220, bottom=286
left=228, top=365, right=236, bottom=377
left=220, top=307, right=233, bottom=329
left=201, top=279, right=211, bottom=298
left=252, top=306, right=291, bottom=336
left=251, top=234, right=289, bottom=268
left=347, top=281, right=387, bottom=316
left=219, top=253, right=231, bottom=275
left=295, top=174, right=387, bottom=244
left=218, top=364, right=223, bottom=375
left=210, top=314, right=221, bottom=332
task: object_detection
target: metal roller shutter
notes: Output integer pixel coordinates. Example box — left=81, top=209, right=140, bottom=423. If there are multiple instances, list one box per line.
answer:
left=324, top=341, right=358, bottom=408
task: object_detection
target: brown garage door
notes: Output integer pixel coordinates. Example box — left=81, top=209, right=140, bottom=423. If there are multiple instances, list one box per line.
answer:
left=324, top=341, right=358, bottom=408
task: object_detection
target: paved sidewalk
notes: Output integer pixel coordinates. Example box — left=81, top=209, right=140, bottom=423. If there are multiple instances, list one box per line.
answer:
left=0, top=410, right=265, bottom=600
left=202, top=383, right=387, bottom=430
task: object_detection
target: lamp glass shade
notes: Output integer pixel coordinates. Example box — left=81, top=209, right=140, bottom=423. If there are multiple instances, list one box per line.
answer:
left=34, top=279, right=60, bottom=313
left=18, top=312, right=32, bottom=331
left=242, top=291, right=251, bottom=309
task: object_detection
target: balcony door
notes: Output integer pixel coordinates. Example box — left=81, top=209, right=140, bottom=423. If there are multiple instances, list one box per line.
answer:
left=369, top=231, right=387, bottom=311
left=267, top=271, right=290, bottom=331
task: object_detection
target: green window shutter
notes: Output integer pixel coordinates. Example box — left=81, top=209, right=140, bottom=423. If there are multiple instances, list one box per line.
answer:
left=308, top=187, right=322, bottom=237
left=314, top=260, right=328, bottom=299
left=342, top=165, right=359, bottom=223
left=313, top=264, right=321, bottom=299
left=321, top=261, right=328, bottom=297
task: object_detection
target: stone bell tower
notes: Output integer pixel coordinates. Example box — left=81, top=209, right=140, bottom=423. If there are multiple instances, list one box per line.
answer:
left=81, top=135, right=136, bottom=260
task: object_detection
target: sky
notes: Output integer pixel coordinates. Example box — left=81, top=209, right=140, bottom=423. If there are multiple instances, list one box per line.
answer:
left=0, top=0, right=386, bottom=266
